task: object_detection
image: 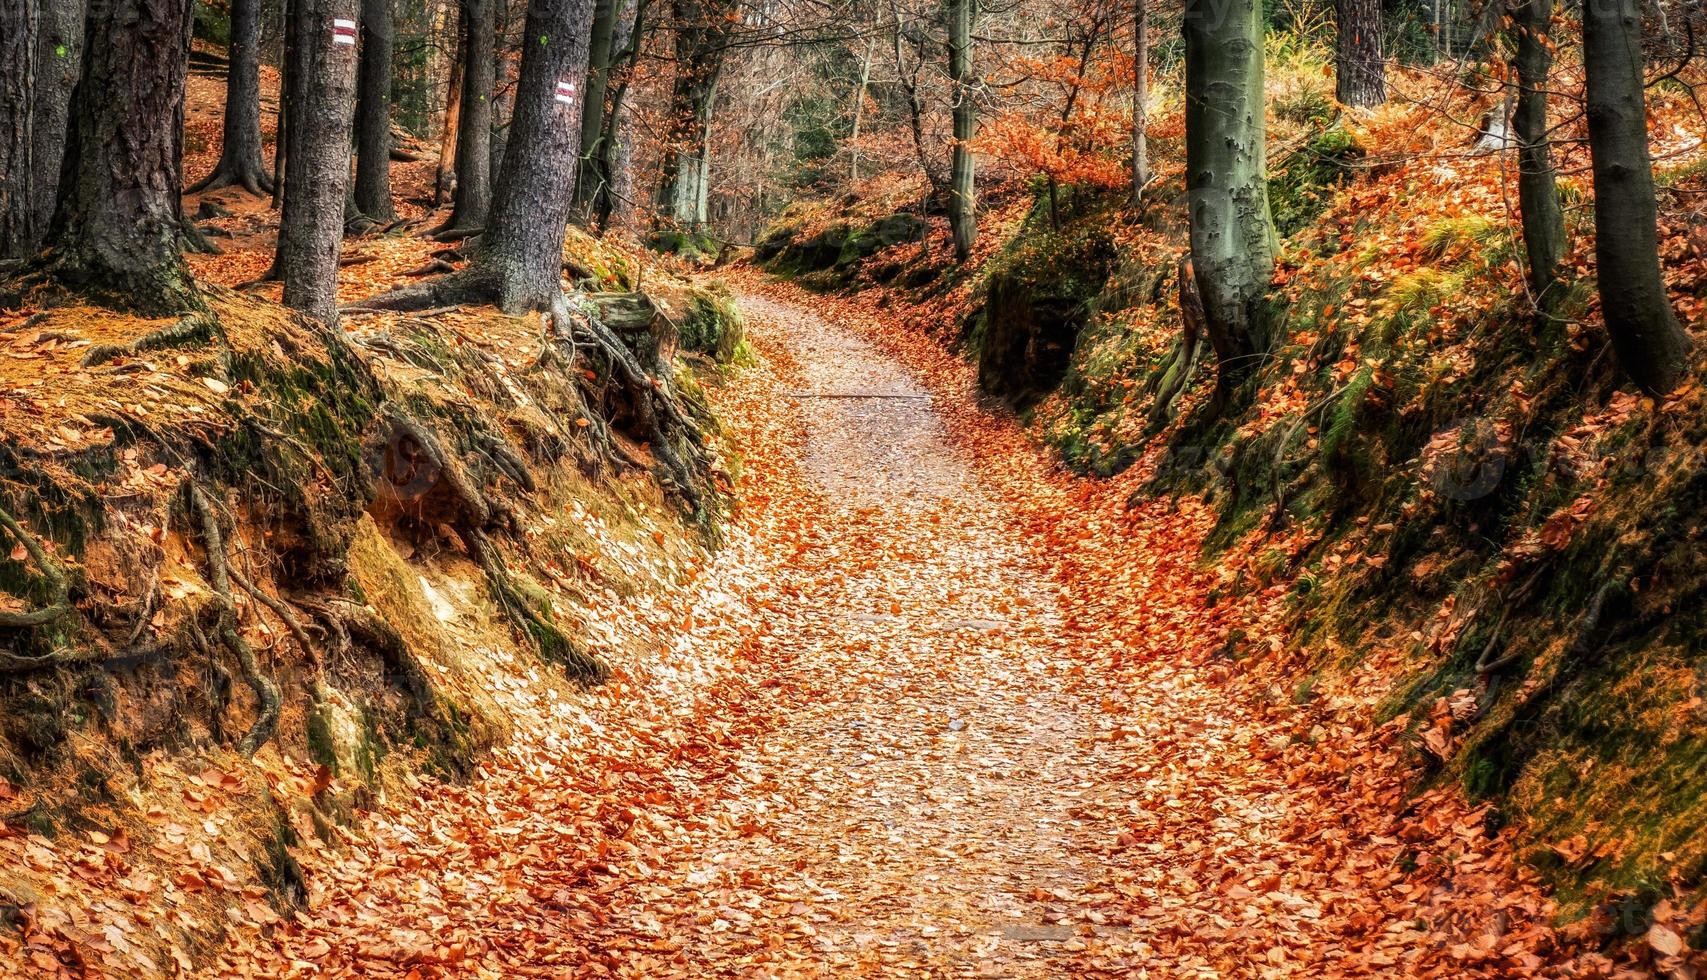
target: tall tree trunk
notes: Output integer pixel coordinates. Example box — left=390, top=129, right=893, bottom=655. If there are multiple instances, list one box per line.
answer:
left=1184, top=0, right=1276, bottom=397
left=433, top=6, right=464, bottom=207
left=1131, top=0, right=1149, bottom=205
left=354, top=0, right=395, bottom=220
left=946, top=0, right=976, bottom=262
left=193, top=0, right=273, bottom=193
left=850, top=36, right=875, bottom=183
left=488, top=0, right=518, bottom=184
left=590, top=0, right=644, bottom=229
left=1334, top=0, right=1385, bottom=107
left=1509, top=0, right=1562, bottom=308
left=573, top=0, right=618, bottom=221
left=40, top=0, right=201, bottom=314
left=280, top=0, right=360, bottom=321
left=0, top=0, right=35, bottom=259
left=482, top=0, right=595, bottom=310
left=654, top=0, right=729, bottom=239
left=1583, top=0, right=1691, bottom=394
left=446, top=0, right=494, bottom=232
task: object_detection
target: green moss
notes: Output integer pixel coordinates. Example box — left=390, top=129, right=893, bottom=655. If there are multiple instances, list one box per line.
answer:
left=680, top=284, right=746, bottom=362
left=1269, top=127, right=1365, bottom=238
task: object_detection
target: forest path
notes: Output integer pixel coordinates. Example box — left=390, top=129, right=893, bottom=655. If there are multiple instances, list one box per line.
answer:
left=596, top=293, right=1127, bottom=975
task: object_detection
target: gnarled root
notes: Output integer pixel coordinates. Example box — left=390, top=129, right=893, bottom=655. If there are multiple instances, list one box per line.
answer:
left=467, top=528, right=607, bottom=683
left=186, top=481, right=281, bottom=757
left=82, top=313, right=222, bottom=368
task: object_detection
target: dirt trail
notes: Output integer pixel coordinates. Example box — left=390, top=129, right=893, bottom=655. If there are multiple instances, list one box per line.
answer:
left=607, top=293, right=1123, bottom=974
left=212, top=287, right=1565, bottom=979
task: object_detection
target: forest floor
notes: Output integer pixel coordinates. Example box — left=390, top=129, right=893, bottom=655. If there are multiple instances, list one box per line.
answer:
left=202, top=278, right=1600, bottom=978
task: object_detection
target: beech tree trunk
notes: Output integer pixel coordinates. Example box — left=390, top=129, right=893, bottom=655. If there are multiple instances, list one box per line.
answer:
left=1509, top=0, right=1562, bottom=307
left=655, top=0, right=731, bottom=238
left=946, top=0, right=976, bottom=262
left=1131, top=0, right=1149, bottom=204
left=447, top=0, right=494, bottom=232
left=280, top=0, right=360, bottom=321
left=592, top=0, right=644, bottom=230
left=482, top=0, right=594, bottom=310
left=1334, top=0, right=1385, bottom=107
left=573, top=0, right=619, bottom=221
left=1184, top=0, right=1276, bottom=396
left=354, top=0, right=395, bottom=220
left=1583, top=0, right=1691, bottom=394
left=42, top=0, right=201, bottom=314
left=193, top=0, right=273, bottom=193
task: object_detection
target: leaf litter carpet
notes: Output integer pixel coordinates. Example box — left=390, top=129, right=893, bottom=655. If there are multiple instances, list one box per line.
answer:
left=216, top=286, right=1612, bottom=977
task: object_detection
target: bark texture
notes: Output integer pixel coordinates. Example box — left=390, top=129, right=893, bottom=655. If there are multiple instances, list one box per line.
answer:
left=42, top=0, right=201, bottom=314
left=354, top=0, right=395, bottom=220
left=29, top=0, right=84, bottom=249
left=447, top=0, right=494, bottom=232
left=280, top=0, right=360, bottom=322
left=0, top=0, right=35, bottom=258
left=484, top=0, right=595, bottom=311
left=655, top=0, right=733, bottom=235
left=192, top=0, right=273, bottom=194
left=1583, top=0, right=1691, bottom=394
left=1509, top=0, right=1563, bottom=307
left=1131, top=0, right=1149, bottom=204
left=1184, top=0, right=1276, bottom=394
left=1334, top=0, right=1385, bottom=107
left=946, top=0, right=977, bottom=262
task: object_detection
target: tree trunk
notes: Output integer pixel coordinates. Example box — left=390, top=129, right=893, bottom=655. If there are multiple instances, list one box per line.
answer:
left=573, top=0, right=618, bottom=221
left=851, top=36, right=875, bottom=183
left=280, top=0, right=360, bottom=321
left=1509, top=0, right=1562, bottom=308
left=193, top=0, right=273, bottom=193
left=946, top=0, right=976, bottom=262
left=591, top=0, right=644, bottom=229
left=0, top=0, right=35, bottom=259
left=1583, top=0, right=1691, bottom=394
left=482, top=0, right=594, bottom=311
left=447, top=0, right=494, bottom=232
left=1184, top=0, right=1276, bottom=396
left=354, top=0, right=395, bottom=220
left=654, top=0, right=730, bottom=238
left=41, top=0, right=201, bottom=314
left=1131, top=0, right=1149, bottom=205
left=433, top=1, right=464, bottom=206
left=1334, top=0, right=1385, bottom=107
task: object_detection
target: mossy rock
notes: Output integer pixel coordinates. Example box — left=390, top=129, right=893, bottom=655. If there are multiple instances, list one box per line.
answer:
left=680, top=284, right=746, bottom=362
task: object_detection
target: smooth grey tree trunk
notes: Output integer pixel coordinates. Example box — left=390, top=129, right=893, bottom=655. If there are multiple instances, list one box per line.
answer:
left=1131, top=0, right=1149, bottom=204
left=573, top=0, right=618, bottom=221
left=1184, top=0, right=1276, bottom=395
left=482, top=0, right=594, bottom=311
left=592, top=0, right=644, bottom=230
left=193, top=0, right=273, bottom=193
left=1509, top=0, right=1562, bottom=308
left=1583, top=0, right=1691, bottom=394
left=946, top=0, right=976, bottom=262
left=42, top=0, right=201, bottom=314
left=446, top=0, right=494, bottom=232
left=1334, top=0, right=1385, bottom=107
left=353, top=0, right=395, bottom=220
left=655, top=0, right=730, bottom=237
left=280, top=0, right=359, bottom=322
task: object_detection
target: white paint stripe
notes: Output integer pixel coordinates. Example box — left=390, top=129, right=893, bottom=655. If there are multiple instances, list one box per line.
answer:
left=333, top=18, right=356, bottom=27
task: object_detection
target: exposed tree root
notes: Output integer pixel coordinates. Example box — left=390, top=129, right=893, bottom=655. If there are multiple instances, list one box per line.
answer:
left=82, top=313, right=222, bottom=367
left=186, top=160, right=275, bottom=197
left=0, top=506, right=73, bottom=632
left=186, top=481, right=282, bottom=757
left=467, top=529, right=607, bottom=683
